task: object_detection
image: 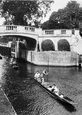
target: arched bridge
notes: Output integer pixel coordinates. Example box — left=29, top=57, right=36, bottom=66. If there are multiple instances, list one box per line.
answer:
left=0, top=25, right=80, bottom=52
left=0, top=25, right=39, bottom=40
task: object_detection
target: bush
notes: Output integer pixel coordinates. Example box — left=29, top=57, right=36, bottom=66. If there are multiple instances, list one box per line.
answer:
left=58, top=39, right=70, bottom=51
left=41, top=39, right=55, bottom=51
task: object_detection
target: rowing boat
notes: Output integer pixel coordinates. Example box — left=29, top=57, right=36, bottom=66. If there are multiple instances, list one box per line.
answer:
left=33, top=77, right=77, bottom=106
left=12, top=63, right=18, bottom=70
left=13, top=65, right=18, bottom=70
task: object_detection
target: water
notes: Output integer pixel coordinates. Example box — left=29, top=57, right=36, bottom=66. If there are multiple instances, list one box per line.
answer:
left=0, top=57, right=82, bottom=115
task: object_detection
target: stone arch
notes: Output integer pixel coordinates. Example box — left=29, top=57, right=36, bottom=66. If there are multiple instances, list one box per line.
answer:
left=58, top=39, right=70, bottom=51
left=41, top=39, right=55, bottom=51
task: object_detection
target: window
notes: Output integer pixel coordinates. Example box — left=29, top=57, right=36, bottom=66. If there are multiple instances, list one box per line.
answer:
left=61, top=30, right=66, bottom=34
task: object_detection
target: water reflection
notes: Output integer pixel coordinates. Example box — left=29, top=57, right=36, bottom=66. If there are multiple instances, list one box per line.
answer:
left=1, top=57, right=82, bottom=115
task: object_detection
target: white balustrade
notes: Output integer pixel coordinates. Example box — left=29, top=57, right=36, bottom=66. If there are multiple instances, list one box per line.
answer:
left=42, top=30, right=54, bottom=36
left=42, top=29, right=72, bottom=36
left=0, top=25, right=36, bottom=34
left=45, top=30, right=54, bottom=35
left=6, top=25, right=17, bottom=32
left=0, top=25, right=79, bottom=37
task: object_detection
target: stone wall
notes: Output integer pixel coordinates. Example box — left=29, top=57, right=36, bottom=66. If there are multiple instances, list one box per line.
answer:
left=26, top=51, right=79, bottom=66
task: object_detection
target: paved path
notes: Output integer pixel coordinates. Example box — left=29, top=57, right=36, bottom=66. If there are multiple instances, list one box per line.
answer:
left=0, top=87, right=17, bottom=115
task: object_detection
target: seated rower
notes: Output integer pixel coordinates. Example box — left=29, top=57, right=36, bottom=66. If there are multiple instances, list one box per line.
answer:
left=34, top=71, right=40, bottom=79
left=10, top=58, right=13, bottom=64
left=40, top=69, right=48, bottom=84
left=40, top=73, right=44, bottom=84
left=47, top=86, right=53, bottom=91
left=59, top=94, right=64, bottom=98
left=34, top=71, right=41, bottom=82
left=52, top=84, right=59, bottom=95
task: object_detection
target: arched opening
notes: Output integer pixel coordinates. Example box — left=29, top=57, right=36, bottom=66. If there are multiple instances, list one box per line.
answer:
left=25, top=37, right=36, bottom=50
left=0, top=35, right=36, bottom=51
left=58, top=39, right=70, bottom=51
left=41, top=39, right=55, bottom=51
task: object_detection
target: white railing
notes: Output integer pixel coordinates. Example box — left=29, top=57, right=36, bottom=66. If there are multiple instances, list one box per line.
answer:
left=25, top=26, right=35, bottom=32
left=6, top=25, right=17, bottom=31
left=0, top=25, right=36, bottom=34
left=45, top=30, right=54, bottom=35
left=42, top=29, right=72, bottom=36
left=0, top=25, right=79, bottom=37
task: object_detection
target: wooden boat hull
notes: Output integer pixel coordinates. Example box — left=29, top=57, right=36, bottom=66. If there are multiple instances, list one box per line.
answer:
left=33, top=78, right=77, bottom=105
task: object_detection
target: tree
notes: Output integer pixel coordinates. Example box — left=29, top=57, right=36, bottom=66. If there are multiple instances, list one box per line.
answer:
left=41, top=20, right=49, bottom=29
left=64, top=1, right=80, bottom=28
left=1, top=0, right=54, bottom=26
left=43, top=1, right=82, bottom=29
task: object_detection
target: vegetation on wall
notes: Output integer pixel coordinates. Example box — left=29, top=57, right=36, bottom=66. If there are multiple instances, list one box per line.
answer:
left=41, top=39, right=55, bottom=51
left=58, top=39, right=70, bottom=51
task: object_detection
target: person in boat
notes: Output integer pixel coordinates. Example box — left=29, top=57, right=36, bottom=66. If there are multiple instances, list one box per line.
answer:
left=40, top=73, right=44, bottom=84
left=47, top=85, right=54, bottom=91
left=51, top=84, right=64, bottom=98
left=12, top=56, right=17, bottom=65
left=34, top=71, right=41, bottom=82
left=10, top=57, right=14, bottom=64
left=59, top=94, right=64, bottom=98
left=40, top=69, right=48, bottom=84
left=43, top=69, right=48, bottom=76
left=47, top=85, right=64, bottom=98
left=51, top=84, right=59, bottom=95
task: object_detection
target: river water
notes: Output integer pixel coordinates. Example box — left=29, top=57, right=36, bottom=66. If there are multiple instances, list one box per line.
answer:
left=0, top=57, right=82, bottom=115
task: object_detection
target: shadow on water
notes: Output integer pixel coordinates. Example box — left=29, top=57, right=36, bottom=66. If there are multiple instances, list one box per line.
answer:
left=57, top=99, right=76, bottom=112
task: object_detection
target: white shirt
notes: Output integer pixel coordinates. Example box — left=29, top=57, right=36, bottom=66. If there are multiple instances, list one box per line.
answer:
left=52, top=86, right=59, bottom=94
left=48, top=86, right=53, bottom=91
left=34, top=72, right=40, bottom=79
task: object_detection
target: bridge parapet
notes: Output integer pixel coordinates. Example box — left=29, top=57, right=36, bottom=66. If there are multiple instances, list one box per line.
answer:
left=25, top=26, right=35, bottom=32
left=0, top=25, right=79, bottom=38
left=0, top=25, right=36, bottom=34
left=42, top=29, right=72, bottom=36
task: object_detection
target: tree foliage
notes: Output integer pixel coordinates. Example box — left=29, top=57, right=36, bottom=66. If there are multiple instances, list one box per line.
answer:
left=1, top=0, right=53, bottom=26
left=41, top=39, right=55, bottom=51
left=58, top=39, right=70, bottom=51
left=41, top=20, right=50, bottom=29
left=42, top=1, right=82, bottom=29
